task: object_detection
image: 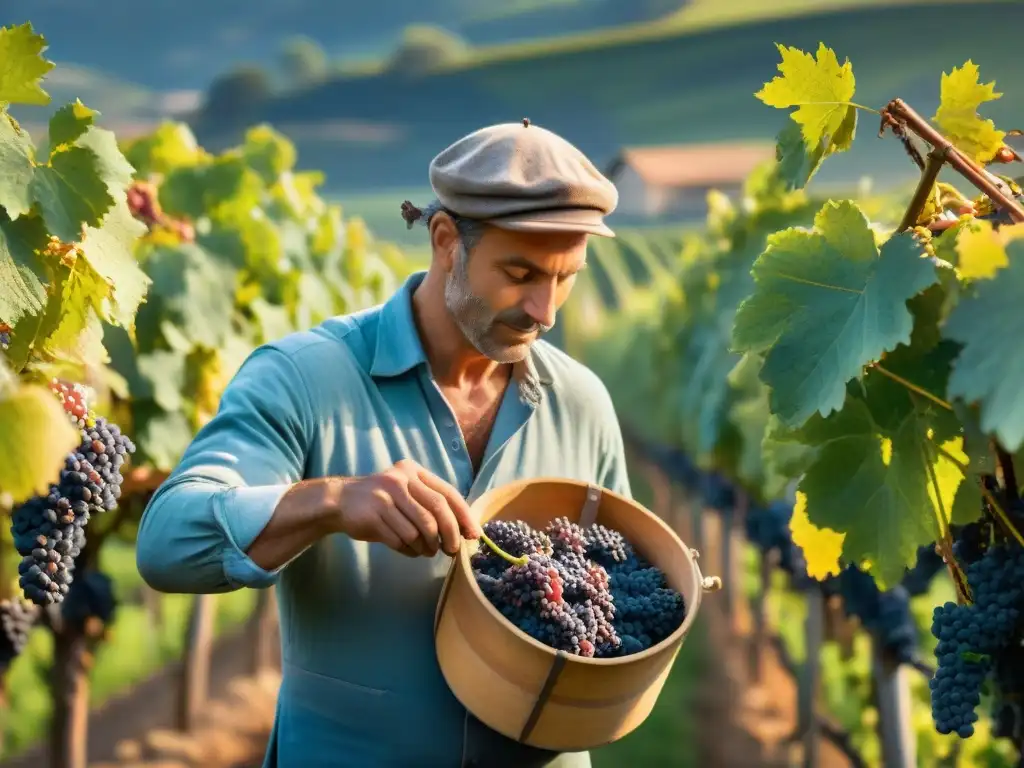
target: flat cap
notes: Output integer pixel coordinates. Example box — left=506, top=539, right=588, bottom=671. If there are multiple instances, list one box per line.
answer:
left=428, top=120, right=618, bottom=237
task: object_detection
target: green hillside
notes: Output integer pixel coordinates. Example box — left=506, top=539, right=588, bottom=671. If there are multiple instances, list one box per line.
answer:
left=0, top=0, right=661, bottom=90
left=191, top=0, right=1022, bottom=199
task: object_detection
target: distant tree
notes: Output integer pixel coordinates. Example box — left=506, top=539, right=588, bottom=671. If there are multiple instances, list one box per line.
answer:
left=201, top=65, right=272, bottom=124
left=386, top=24, right=469, bottom=77
left=280, top=35, right=328, bottom=86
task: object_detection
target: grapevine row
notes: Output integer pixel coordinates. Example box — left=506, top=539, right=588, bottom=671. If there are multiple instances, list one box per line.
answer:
left=584, top=42, right=1024, bottom=762
left=0, top=22, right=406, bottom=765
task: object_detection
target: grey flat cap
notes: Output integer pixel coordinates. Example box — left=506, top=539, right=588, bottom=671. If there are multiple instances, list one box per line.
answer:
left=428, top=120, right=618, bottom=237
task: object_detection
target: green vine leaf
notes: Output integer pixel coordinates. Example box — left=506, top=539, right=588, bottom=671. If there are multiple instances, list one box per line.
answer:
left=30, top=145, right=115, bottom=242
left=0, top=113, right=37, bottom=219
left=944, top=240, right=1024, bottom=451
left=732, top=200, right=938, bottom=427
left=0, top=23, right=54, bottom=106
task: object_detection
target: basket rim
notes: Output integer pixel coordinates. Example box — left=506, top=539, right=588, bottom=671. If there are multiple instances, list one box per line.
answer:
left=453, top=476, right=705, bottom=667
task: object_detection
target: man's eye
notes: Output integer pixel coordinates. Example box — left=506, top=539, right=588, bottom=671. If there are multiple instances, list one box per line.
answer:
left=506, top=269, right=530, bottom=282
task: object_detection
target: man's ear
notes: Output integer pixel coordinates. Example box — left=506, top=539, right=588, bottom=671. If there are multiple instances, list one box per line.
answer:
left=429, top=212, right=459, bottom=271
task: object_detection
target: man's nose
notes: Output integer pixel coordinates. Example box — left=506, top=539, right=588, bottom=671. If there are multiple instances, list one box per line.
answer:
left=524, top=283, right=557, bottom=329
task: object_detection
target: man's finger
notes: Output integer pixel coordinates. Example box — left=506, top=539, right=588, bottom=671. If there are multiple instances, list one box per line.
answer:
left=374, top=513, right=415, bottom=555
left=391, top=487, right=439, bottom=556
left=417, top=470, right=481, bottom=540
left=409, top=479, right=460, bottom=555
left=382, top=503, right=426, bottom=555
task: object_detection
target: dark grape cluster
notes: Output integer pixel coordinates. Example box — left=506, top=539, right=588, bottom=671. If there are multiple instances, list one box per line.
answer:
left=0, top=598, right=39, bottom=667
left=833, top=566, right=919, bottom=665
left=0, top=322, right=11, bottom=351
left=744, top=499, right=813, bottom=588
left=929, top=543, right=1024, bottom=738
left=698, top=471, right=735, bottom=512
left=9, top=386, right=135, bottom=606
left=472, top=518, right=686, bottom=658
left=62, top=570, right=118, bottom=629
left=901, top=544, right=946, bottom=597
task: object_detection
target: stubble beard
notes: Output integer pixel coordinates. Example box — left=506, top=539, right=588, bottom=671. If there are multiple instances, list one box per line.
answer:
left=444, top=242, right=538, bottom=364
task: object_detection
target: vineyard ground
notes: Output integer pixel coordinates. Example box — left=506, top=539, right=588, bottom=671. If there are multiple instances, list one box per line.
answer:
left=2, top=626, right=272, bottom=768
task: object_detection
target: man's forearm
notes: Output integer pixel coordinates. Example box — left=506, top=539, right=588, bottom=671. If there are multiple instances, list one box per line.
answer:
left=245, top=477, right=346, bottom=571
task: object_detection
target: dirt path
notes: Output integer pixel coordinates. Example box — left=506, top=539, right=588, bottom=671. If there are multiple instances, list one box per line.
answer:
left=88, top=671, right=278, bottom=768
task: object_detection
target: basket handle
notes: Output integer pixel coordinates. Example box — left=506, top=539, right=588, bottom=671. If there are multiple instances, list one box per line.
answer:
left=688, top=547, right=723, bottom=593
left=579, top=485, right=602, bottom=527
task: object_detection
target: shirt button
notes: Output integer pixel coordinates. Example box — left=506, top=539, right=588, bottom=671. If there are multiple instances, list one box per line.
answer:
left=450, top=438, right=460, bottom=450
left=445, top=419, right=455, bottom=428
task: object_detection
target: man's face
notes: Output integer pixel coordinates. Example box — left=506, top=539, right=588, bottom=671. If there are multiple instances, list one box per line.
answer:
left=444, top=226, right=588, bottom=363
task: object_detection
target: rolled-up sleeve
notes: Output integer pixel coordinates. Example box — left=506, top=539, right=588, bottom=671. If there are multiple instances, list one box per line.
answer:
left=136, top=345, right=313, bottom=594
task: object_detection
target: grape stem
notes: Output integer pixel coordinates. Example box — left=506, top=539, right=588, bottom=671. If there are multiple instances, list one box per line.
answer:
left=868, top=363, right=951, bottom=411
left=934, top=442, right=1024, bottom=549
left=478, top=532, right=529, bottom=566
left=921, top=437, right=971, bottom=602
left=995, top=442, right=1020, bottom=505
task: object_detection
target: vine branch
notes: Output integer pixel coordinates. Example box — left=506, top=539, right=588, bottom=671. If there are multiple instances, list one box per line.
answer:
left=881, top=99, right=1024, bottom=222
left=898, top=149, right=949, bottom=231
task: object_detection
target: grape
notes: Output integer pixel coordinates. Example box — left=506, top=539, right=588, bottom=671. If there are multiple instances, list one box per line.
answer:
left=744, top=499, right=812, bottom=587
left=62, top=570, right=118, bottom=629
left=49, top=379, right=91, bottom=428
left=928, top=542, right=1024, bottom=738
left=902, top=544, right=945, bottom=597
left=497, top=555, right=564, bottom=610
left=472, top=518, right=686, bottom=658
left=833, top=566, right=920, bottom=665
left=583, top=523, right=634, bottom=567
left=0, top=598, right=39, bottom=667
left=9, top=390, right=135, bottom=606
left=995, top=146, right=1017, bottom=164
left=0, top=323, right=11, bottom=351
left=544, top=517, right=586, bottom=556
left=930, top=601, right=988, bottom=737
left=472, top=520, right=551, bottom=578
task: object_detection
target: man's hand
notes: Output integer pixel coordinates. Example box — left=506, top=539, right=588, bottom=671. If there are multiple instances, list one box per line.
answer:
left=337, top=459, right=482, bottom=557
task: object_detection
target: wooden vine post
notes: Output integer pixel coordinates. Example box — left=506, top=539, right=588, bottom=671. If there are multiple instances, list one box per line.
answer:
left=797, top=588, right=824, bottom=768
left=749, top=547, right=775, bottom=684
left=872, top=644, right=918, bottom=768
left=176, top=593, right=218, bottom=732
left=46, top=542, right=107, bottom=768
left=47, top=611, right=91, bottom=768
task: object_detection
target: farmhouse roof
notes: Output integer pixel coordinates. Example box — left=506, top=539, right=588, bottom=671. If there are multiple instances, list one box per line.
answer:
left=606, top=142, right=775, bottom=188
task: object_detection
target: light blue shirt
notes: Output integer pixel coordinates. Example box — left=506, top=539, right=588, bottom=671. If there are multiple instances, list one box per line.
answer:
left=136, top=271, right=631, bottom=767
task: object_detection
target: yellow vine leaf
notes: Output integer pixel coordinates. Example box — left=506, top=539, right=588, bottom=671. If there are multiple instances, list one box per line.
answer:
left=789, top=490, right=845, bottom=580
left=756, top=43, right=857, bottom=154
left=928, top=437, right=970, bottom=527
left=0, top=381, right=80, bottom=503
left=933, top=61, right=1006, bottom=164
left=956, top=220, right=1024, bottom=280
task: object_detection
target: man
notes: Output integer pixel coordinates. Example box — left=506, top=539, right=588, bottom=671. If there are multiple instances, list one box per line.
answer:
left=136, top=120, right=631, bottom=767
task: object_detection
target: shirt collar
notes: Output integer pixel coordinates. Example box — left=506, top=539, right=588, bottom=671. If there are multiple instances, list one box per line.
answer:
left=368, top=271, right=429, bottom=378
left=368, top=271, right=551, bottom=401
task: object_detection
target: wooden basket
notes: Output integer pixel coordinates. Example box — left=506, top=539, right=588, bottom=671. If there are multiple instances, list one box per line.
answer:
left=433, top=478, right=719, bottom=752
